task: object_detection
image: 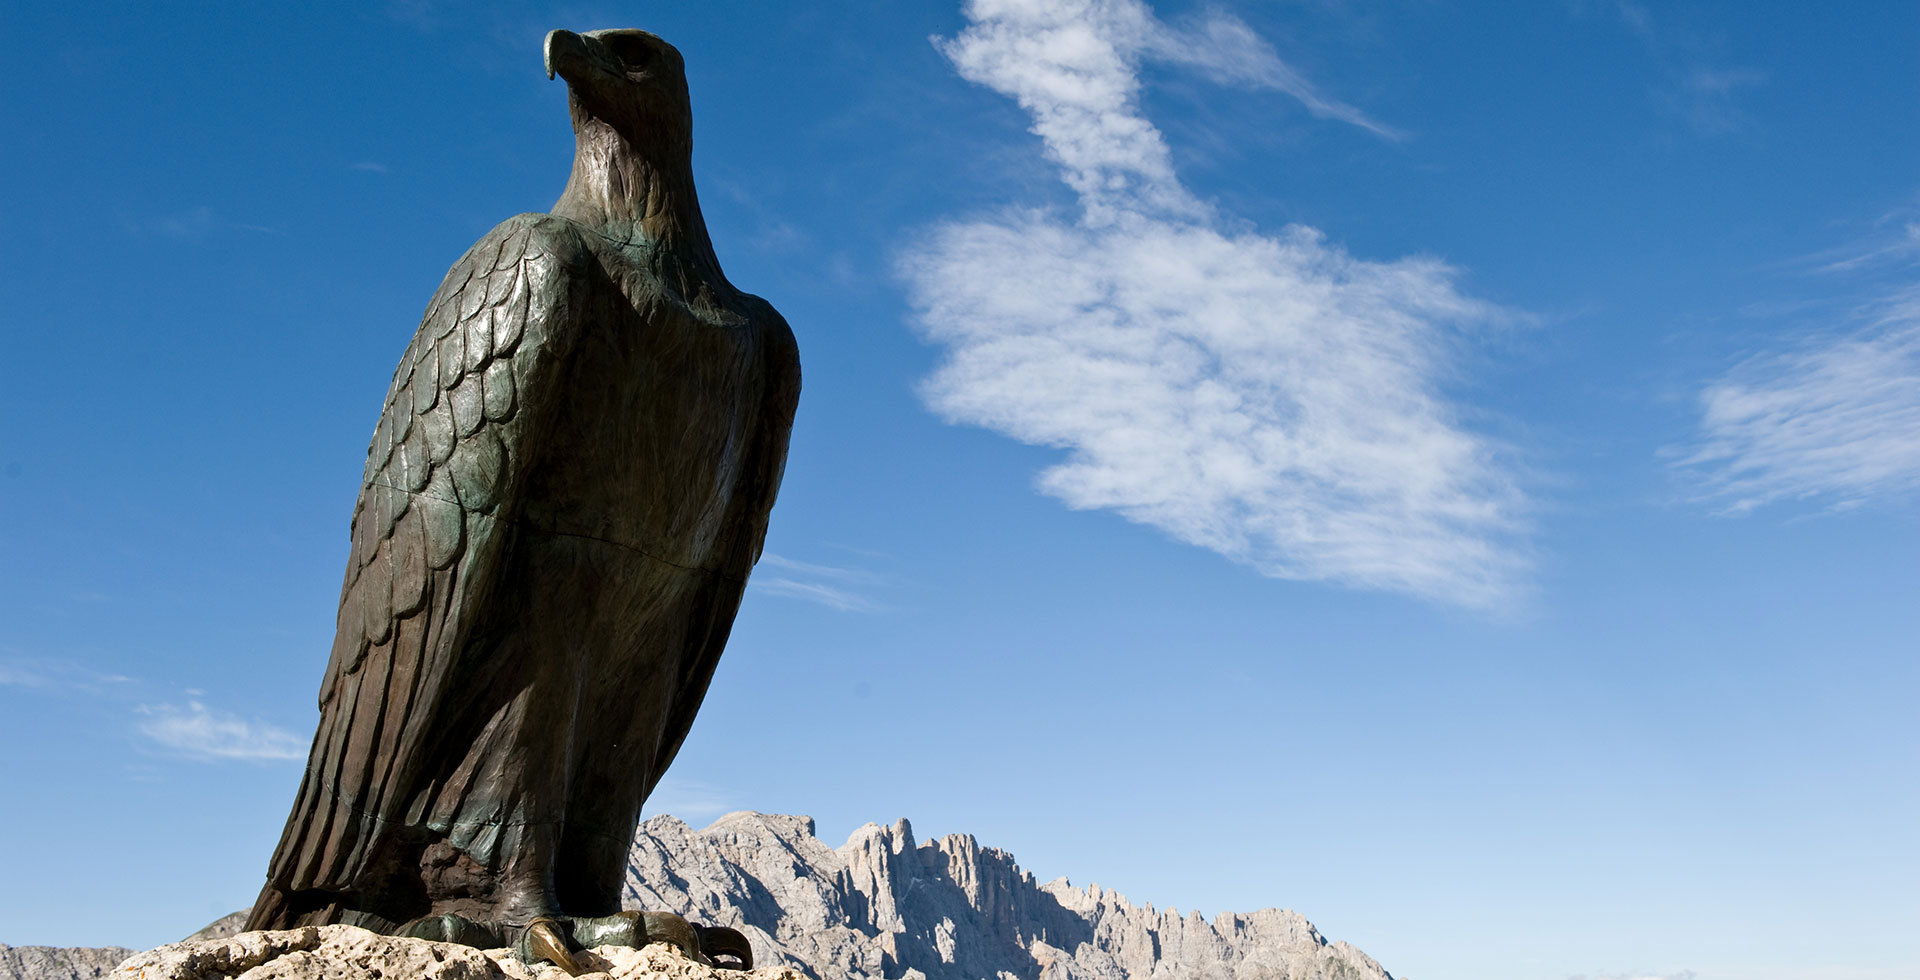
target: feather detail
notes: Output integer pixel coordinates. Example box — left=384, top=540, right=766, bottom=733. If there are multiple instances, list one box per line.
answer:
left=412, top=358, right=440, bottom=413
left=458, top=274, right=489, bottom=322
left=439, top=334, right=466, bottom=389
left=257, top=214, right=591, bottom=916
left=422, top=401, right=456, bottom=465
left=397, top=432, right=430, bottom=493
left=482, top=359, right=517, bottom=422
left=494, top=269, right=529, bottom=354
left=360, top=546, right=394, bottom=646
left=449, top=427, right=506, bottom=513
left=463, top=310, right=492, bottom=374
left=422, top=477, right=466, bottom=570
left=449, top=381, right=486, bottom=437
left=390, top=506, right=429, bottom=618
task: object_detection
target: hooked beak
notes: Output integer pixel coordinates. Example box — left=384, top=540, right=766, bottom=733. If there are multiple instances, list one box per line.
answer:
left=544, top=29, right=586, bottom=82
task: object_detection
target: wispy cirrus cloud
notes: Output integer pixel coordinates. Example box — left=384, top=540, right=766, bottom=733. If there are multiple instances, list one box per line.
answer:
left=0, top=655, right=135, bottom=693
left=901, top=0, right=1527, bottom=610
left=641, top=776, right=743, bottom=824
left=1669, top=65, right=1764, bottom=134
left=127, top=206, right=285, bottom=240
left=4, top=653, right=307, bottom=764
left=1681, top=303, right=1920, bottom=514
left=1680, top=218, right=1920, bottom=514
left=1136, top=6, right=1401, bottom=139
left=135, top=700, right=307, bottom=762
left=752, top=553, right=885, bottom=612
left=1594, top=1, right=1764, bottom=134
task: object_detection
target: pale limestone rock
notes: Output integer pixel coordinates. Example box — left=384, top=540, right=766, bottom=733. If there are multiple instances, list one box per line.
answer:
left=0, top=944, right=134, bottom=980
left=109, top=925, right=806, bottom=980
left=181, top=915, right=249, bottom=945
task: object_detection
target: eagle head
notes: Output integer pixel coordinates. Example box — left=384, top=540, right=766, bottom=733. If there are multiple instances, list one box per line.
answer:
left=544, top=28, right=692, bottom=151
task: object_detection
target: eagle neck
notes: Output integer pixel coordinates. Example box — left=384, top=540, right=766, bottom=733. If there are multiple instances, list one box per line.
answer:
left=554, top=116, right=729, bottom=296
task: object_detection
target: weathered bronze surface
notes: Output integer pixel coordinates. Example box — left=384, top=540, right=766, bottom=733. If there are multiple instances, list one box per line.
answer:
left=246, top=28, right=798, bottom=972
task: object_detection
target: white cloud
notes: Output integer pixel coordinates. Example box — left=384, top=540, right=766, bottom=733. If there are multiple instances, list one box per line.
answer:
left=1682, top=307, right=1920, bottom=514
left=1682, top=208, right=1920, bottom=514
left=751, top=553, right=885, bottom=612
left=0, top=662, right=49, bottom=687
left=149, top=206, right=215, bottom=240
left=1671, top=65, right=1764, bottom=134
left=1143, top=8, right=1402, bottom=139
left=934, top=0, right=1390, bottom=226
left=0, top=655, right=136, bottom=693
left=1591, top=2, right=1764, bottom=135
left=136, top=700, right=306, bottom=762
left=642, top=777, right=742, bottom=824
left=902, top=0, right=1527, bottom=609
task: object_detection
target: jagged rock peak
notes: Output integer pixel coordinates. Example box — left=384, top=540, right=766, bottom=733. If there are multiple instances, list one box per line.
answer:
left=8, top=814, right=1395, bottom=980
left=0, top=944, right=132, bottom=980
left=624, top=812, right=1395, bottom=980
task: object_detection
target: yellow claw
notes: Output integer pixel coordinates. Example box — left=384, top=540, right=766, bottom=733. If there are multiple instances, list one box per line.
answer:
left=525, top=917, right=583, bottom=976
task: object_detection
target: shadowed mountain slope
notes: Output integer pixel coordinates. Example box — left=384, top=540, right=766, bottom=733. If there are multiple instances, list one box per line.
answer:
left=622, top=812, right=1394, bottom=980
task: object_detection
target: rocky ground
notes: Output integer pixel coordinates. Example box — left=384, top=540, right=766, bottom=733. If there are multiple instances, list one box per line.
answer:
left=4, top=812, right=1397, bottom=980
left=113, top=925, right=801, bottom=980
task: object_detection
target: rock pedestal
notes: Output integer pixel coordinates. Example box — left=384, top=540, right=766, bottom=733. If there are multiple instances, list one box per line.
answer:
left=112, top=925, right=802, bottom=980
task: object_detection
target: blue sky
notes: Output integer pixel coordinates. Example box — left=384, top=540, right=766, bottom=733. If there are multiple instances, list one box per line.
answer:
left=1, top=2, right=1915, bottom=979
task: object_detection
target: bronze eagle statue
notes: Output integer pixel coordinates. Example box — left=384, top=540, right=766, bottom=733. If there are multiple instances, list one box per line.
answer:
left=246, top=28, right=799, bottom=973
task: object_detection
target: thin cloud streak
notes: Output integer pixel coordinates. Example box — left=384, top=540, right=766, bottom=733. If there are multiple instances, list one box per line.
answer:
left=904, top=0, right=1527, bottom=610
left=3, top=655, right=309, bottom=764
left=932, top=0, right=1392, bottom=226
left=752, top=578, right=881, bottom=613
left=751, top=553, right=885, bottom=612
left=135, top=700, right=307, bottom=762
left=1682, top=305, right=1920, bottom=515
left=760, top=553, right=883, bottom=584
left=1147, top=8, right=1403, bottom=140
left=1597, top=1, right=1764, bottom=135
left=1681, top=211, right=1920, bottom=515
left=0, top=656, right=136, bottom=694
left=642, top=777, right=742, bottom=824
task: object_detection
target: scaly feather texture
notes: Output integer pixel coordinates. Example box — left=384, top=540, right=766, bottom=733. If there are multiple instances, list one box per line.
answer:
left=248, top=28, right=800, bottom=936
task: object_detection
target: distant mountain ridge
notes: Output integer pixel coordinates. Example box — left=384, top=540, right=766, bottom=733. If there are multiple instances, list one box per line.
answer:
left=0, top=944, right=132, bottom=980
left=623, top=811, right=1394, bottom=980
left=1, top=813, right=1396, bottom=980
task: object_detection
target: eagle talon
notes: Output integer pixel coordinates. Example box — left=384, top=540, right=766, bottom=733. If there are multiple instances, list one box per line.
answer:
left=520, top=917, right=584, bottom=976
left=633, top=910, right=703, bottom=962
left=396, top=909, right=739, bottom=973
left=396, top=912, right=503, bottom=949
left=695, top=924, right=754, bottom=971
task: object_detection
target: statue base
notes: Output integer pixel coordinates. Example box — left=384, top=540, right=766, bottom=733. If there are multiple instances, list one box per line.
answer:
left=112, top=924, right=797, bottom=980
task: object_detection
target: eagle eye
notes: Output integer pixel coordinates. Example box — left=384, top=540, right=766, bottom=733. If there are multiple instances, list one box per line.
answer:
left=603, top=35, right=656, bottom=72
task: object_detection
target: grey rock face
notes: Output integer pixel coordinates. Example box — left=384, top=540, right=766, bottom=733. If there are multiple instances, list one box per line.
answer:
left=182, top=913, right=251, bottom=944
left=0, top=944, right=133, bottom=980
left=622, top=812, right=1395, bottom=980
left=0, top=912, right=251, bottom=980
left=7, top=813, right=1393, bottom=980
